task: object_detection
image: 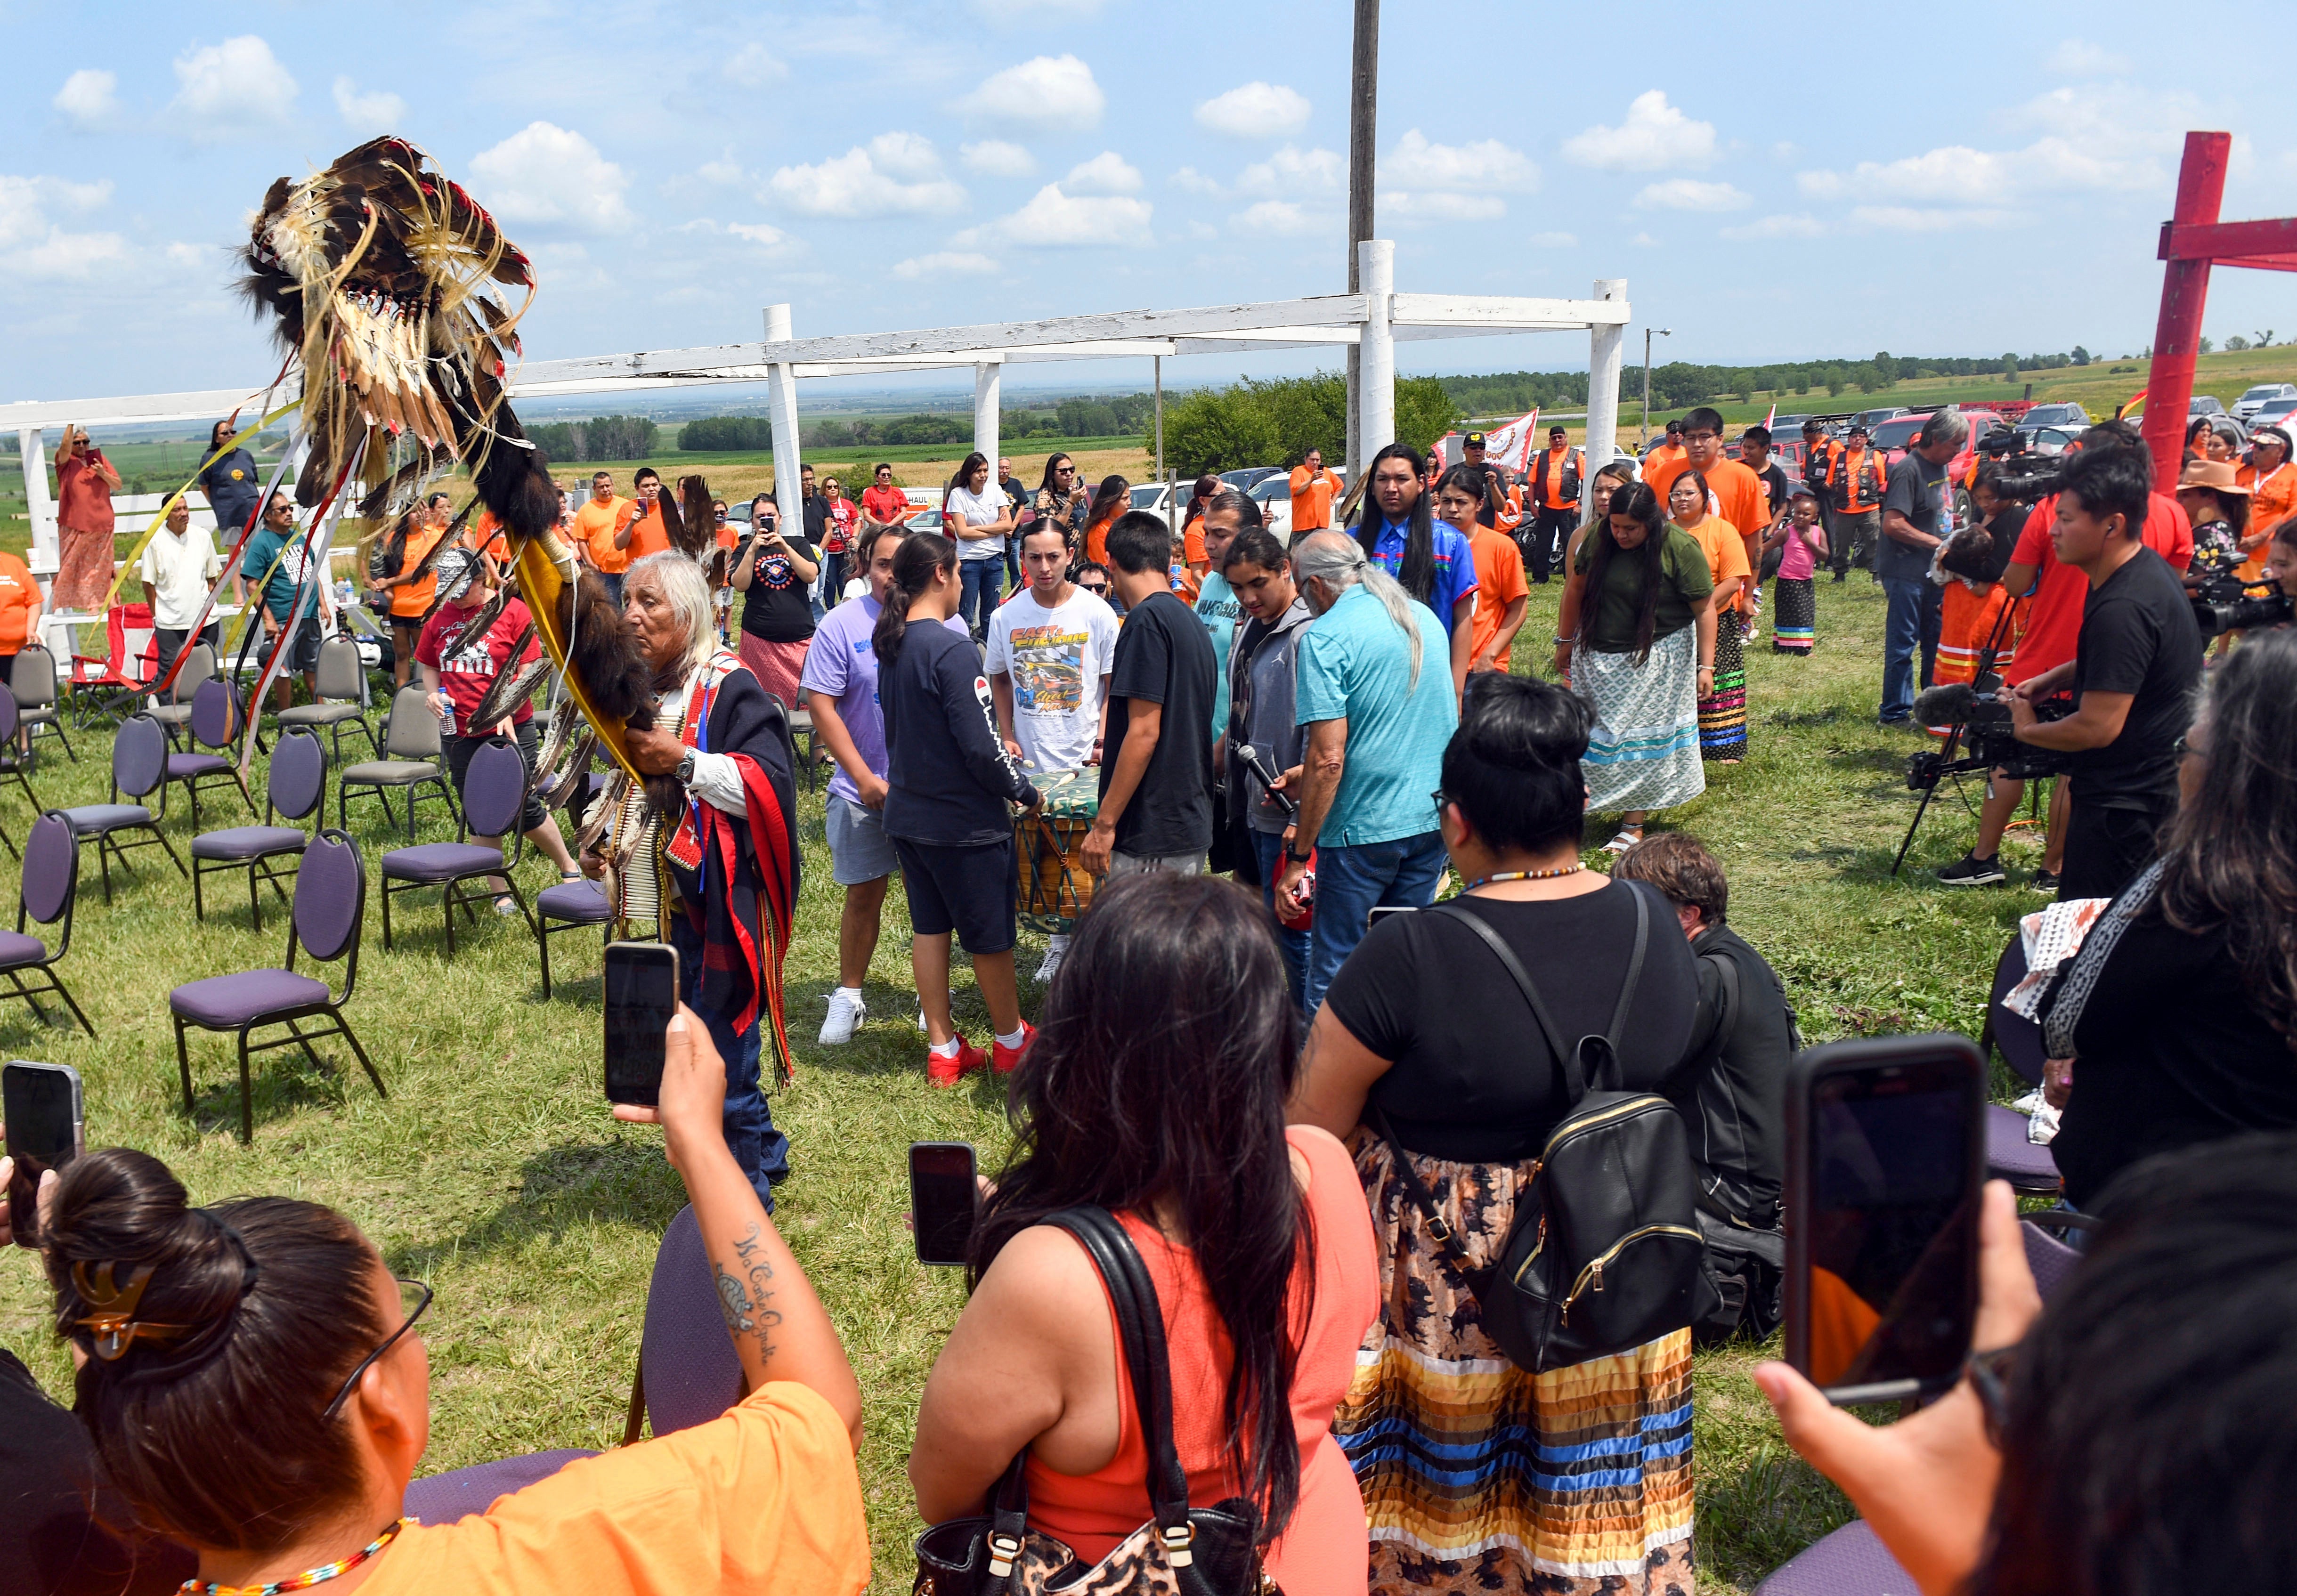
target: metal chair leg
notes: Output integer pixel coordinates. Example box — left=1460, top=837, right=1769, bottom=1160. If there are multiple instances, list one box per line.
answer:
left=236, top=1029, right=254, bottom=1143
left=339, top=1014, right=386, bottom=1099
left=538, top=916, right=553, bottom=998
left=175, top=1017, right=194, bottom=1115
left=193, top=858, right=206, bottom=921
left=49, top=969, right=94, bottom=1037
left=381, top=877, right=394, bottom=950
left=97, top=836, right=114, bottom=904
left=247, top=861, right=261, bottom=932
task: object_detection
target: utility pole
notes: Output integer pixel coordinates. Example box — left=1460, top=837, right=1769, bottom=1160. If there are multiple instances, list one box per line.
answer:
left=1640, top=327, right=1672, bottom=447
left=1344, top=0, right=1379, bottom=483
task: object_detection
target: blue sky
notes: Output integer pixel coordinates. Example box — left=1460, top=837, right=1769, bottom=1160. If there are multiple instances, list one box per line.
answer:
left=6, top=1, right=2296, bottom=405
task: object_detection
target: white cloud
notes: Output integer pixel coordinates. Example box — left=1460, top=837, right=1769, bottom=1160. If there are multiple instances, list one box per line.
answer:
left=1230, top=200, right=1327, bottom=237
left=1381, top=191, right=1507, bottom=221
left=767, top=133, right=966, bottom=219
left=1194, top=82, right=1311, bottom=139
left=1528, top=230, right=1577, bottom=248
left=166, top=241, right=210, bottom=268
left=0, top=174, right=124, bottom=278
left=1235, top=145, right=1344, bottom=198
left=1635, top=178, right=1749, bottom=212
left=1798, top=130, right=2160, bottom=208
left=1170, top=166, right=1225, bottom=196
left=1386, top=130, right=1538, bottom=193
left=1063, top=152, right=1143, bottom=196
left=962, top=140, right=1036, bottom=178
left=333, top=77, right=405, bottom=136
left=1849, top=205, right=2012, bottom=233
left=468, top=122, right=633, bottom=234
left=975, top=0, right=1102, bottom=16
left=968, top=183, right=1151, bottom=247
left=1562, top=90, right=1717, bottom=171
left=956, top=55, right=1104, bottom=129
left=2046, top=39, right=2129, bottom=75
left=169, top=36, right=298, bottom=141
left=1720, top=212, right=1827, bottom=241
left=892, top=251, right=999, bottom=279
left=53, top=69, right=117, bottom=129
left=1631, top=231, right=1659, bottom=247
left=728, top=221, right=795, bottom=251
left=722, top=42, right=787, bottom=81
left=696, top=153, right=746, bottom=186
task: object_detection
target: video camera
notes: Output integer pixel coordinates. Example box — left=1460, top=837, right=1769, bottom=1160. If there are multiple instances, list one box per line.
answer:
left=2189, top=552, right=2293, bottom=639
left=1904, top=677, right=2073, bottom=791
left=1972, top=429, right=2067, bottom=502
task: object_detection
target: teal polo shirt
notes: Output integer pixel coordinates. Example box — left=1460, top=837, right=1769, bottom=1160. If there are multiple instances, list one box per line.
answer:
left=1292, top=584, right=1458, bottom=846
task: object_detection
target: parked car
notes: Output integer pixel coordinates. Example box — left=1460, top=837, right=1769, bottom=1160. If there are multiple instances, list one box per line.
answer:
left=2015, top=425, right=2083, bottom=455
left=2021, top=402, right=2090, bottom=430
left=1247, top=475, right=1295, bottom=539
left=2251, top=397, right=2297, bottom=431
left=2190, top=395, right=2227, bottom=419
left=2232, top=383, right=2297, bottom=422
left=1851, top=406, right=1908, bottom=430
left=1220, top=466, right=1284, bottom=492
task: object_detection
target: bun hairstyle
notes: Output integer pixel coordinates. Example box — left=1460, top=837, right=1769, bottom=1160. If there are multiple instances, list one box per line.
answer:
left=1440, top=672, right=1593, bottom=856
left=42, top=1147, right=384, bottom=1553
left=873, top=530, right=957, bottom=670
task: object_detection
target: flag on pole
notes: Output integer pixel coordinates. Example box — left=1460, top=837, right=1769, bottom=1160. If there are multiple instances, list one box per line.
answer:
left=1762, top=402, right=1777, bottom=432
left=1476, top=407, right=1542, bottom=474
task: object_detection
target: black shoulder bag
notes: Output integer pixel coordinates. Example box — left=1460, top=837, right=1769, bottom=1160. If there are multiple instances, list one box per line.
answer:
left=913, top=1207, right=1277, bottom=1596
left=1371, top=884, right=1717, bottom=1372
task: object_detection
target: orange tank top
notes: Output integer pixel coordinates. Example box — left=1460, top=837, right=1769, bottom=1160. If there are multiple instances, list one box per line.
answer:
left=1025, top=1127, right=1380, bottom=1592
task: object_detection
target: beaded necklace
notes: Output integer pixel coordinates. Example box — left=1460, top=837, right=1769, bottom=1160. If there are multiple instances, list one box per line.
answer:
left=1465, top=863, right=1584, bottom=890
left=182, top=1518, right=408, bottom=1596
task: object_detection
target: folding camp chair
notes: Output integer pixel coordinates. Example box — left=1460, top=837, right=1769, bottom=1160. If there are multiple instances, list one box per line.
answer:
left=65, top=603, right=158, bottom=729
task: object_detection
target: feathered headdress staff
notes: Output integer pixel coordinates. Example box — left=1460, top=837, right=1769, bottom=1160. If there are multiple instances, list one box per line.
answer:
left=237, top=137, right=711, bottom=813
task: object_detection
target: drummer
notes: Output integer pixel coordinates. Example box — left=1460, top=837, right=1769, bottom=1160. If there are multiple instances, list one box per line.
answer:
left=985, top=519, right=1121, bottom=987
left=799, top=520, right=970, bottom=1046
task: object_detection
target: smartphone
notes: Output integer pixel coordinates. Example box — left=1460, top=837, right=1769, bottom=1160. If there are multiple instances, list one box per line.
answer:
left=4, top=1061, right=84, bottom=1246
left=1366, top=904, right=1415, bottom=929
left=1785, top=1035, right=1985, bottom=1405
left=910, top=1141, right=979, bottom=1267
left=603, top=941, right=681, bottom=1107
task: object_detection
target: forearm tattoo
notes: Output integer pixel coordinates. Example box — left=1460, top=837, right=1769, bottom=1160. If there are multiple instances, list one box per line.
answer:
left=712, top=1220, right=783, bottom=1356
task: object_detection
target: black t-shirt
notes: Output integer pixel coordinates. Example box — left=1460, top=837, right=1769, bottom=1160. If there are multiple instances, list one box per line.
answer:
left=1752, top=462, right=1790, bottom=525
left=1325, top=884, right=1700, bottom=1163
left=2067, top=548, right=2204, bottom=806
left=881, top=619, right=1037, bottom=846
left=738, top=534, right=820, bottom=643
left=1878, top=452, right=1948, bottom=583
left=801, top=494, right=830, bottom=548
left=2049, top=907, right=2297, bottom=1207
left=1100, top=590, right=1216, bottom=856
left=1, top=1349, right=193, bottom=1596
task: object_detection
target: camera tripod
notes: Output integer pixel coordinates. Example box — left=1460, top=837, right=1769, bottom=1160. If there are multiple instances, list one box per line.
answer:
left=1889, top=588, right=2024, bottom=878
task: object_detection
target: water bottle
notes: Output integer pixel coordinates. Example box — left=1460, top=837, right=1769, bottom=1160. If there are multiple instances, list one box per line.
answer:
left=436, top=689, right=455, bottom=737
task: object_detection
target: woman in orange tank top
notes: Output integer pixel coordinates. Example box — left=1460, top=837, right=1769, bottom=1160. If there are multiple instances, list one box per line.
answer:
left=910, top=873, right=1381, bottom=1591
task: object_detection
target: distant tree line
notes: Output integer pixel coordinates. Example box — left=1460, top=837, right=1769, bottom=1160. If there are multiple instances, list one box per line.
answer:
left=1444, top=348, right=2106, bottom=414
left=676, top=394, right=1162, bottom=454
left=527, top=415, right=658, bottom=462
left=1163, top=372, right=1458, bottom=474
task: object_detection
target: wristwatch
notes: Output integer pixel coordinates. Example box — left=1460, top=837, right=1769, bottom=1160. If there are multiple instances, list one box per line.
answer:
left=1285, top=841, right=1314, bottom=864
left=675, top=751, right=697, bottom=784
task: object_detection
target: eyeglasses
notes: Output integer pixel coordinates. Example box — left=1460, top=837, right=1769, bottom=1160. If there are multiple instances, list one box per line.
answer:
left=1079, top=581, right=1109, bottom=594
left=1682, top=430, right=1719, bottom=444
left=1964, top=1339, right=2022, bottom=1448
left=1429, top=787, right=1450, bottom=812
left=321, top=1277, right=432, bottom=1422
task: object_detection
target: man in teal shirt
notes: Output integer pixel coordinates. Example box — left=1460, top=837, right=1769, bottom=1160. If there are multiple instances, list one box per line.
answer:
left=1273, top=530, right=1459, bottom=1013
left=236, top=490, right=334, bottom=707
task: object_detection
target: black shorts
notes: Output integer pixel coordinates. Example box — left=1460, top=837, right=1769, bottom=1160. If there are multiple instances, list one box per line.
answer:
left=892, top=836, right=1018, bottom=955
left=443, top=721, right=549, bottom=835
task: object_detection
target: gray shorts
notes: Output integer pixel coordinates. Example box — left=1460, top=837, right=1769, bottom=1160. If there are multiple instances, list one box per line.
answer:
left=1108, top=849, right=1205, bottom=878
left=825, top=792, right=899, bottom=886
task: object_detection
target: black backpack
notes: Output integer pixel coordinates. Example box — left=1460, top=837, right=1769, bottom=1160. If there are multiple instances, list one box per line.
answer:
left=1373, top=888, right=1717, bottom=1372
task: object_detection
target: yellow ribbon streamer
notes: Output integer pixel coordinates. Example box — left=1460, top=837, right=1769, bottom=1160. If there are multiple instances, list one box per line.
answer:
left=97, top=397, right=304, bottom=612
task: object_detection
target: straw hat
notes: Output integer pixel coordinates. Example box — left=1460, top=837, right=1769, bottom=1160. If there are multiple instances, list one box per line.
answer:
left=2175, top=458, right=2251, bottom=496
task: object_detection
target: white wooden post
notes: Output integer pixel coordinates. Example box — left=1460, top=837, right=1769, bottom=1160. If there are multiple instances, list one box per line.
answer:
left=972, top=360, right=1000, bottom=479
left=1153, top=356, right=1164, bottom=489
left=1584, top=278, right=1629, bottom=515
left=1355, top=239, right=1396, bottom=465
left=19, top=428, right=55, bottom=581
left=763, top=304, right=803, bottom=529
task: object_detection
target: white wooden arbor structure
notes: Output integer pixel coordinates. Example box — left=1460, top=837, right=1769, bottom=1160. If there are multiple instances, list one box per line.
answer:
left=3, top=242, right=1628, bottom=567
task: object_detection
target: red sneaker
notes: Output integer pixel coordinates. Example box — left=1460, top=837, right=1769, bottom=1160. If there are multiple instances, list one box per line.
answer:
left=991, top=1021, right=1038, bottom=1075
left=925, top=1037, right=989, bottom=1088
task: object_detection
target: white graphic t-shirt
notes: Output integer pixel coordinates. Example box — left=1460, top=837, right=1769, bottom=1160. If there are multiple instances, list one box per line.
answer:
left=983, top=586, right=1121, bottom=772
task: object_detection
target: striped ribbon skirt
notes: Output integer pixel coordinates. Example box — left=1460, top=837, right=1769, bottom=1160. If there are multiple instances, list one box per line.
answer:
left=1770, top=576, right=1816, bottom=654
left=1697, top=619, right=1748, bottom=762
left=1575, top=626, right=1705, bottom=818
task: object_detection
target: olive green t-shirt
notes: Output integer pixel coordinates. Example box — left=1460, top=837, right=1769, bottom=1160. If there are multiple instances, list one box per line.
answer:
left=1575, top=526, right=1714, bottom=654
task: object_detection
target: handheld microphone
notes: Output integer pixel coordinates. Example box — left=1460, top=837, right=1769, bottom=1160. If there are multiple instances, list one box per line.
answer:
left=1234, top=745, right=1297, bottom=819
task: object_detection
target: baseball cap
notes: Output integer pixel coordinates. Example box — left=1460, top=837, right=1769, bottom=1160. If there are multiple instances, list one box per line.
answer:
left=1463, top=431, right=1487, bottom=448
left=1848, top=422, right=1870, bottom=437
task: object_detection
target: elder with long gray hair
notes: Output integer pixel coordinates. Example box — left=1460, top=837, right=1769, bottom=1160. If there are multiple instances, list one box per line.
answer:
left=1274, top=532, right=1460, bottom=1012
left=1878, top=406, right=1969, bottom=723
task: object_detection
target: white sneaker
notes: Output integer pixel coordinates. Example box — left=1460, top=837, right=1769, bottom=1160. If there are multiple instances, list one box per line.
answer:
left=917, top=993, right=958, bottom=1032
left=1033, top=939, right=1068, bottom=987
left=819, top=989, right=866, bottom=1045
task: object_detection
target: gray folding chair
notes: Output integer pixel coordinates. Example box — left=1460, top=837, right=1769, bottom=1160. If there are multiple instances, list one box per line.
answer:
left=276, top=634, right=381, bottom=763
left=10, top=646, right=72, bottom=763
left=145, top=641, right=217, bottom=747
left=339, top=683, right=457, bottom=842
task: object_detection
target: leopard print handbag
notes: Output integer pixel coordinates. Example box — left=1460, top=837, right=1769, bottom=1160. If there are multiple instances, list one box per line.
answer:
left=911, top=1207, right=1280, bottom=1596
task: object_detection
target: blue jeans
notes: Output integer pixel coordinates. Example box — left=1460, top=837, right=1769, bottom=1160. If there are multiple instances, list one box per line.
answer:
left=1303, top=831, right=1447, bottom=1015
left=670, top=917, right=790, bottom=1208
left=1880, top=577, right=1943, bottom=721
left=959, top=558, right=1004, bottom=635
left=1251, top=831, right=1312, bottom=1009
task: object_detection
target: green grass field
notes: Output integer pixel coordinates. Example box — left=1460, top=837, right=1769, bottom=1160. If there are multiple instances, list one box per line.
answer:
left=0, top=575, right=2045, bottom=1591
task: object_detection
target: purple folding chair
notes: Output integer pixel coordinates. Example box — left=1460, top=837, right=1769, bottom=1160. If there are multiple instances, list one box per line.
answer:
left=622, top=1204, right=747, bottom=1444
left=162, top=677, right=256, bottom=826
left=0, top=684, right=40, bottom=861
left=1985, top=1103, right=2061, bottom=1195
left=192, top=727, right=327, bottom=932
left=60, top=713, right=186, bottom=903
left=1980, top=933, right=2045, bottom=1088
left=379, top=737, right=535, bottom=955
left=0, top=810, right=96, bottom=1034
left=402, top=1448, right=600, bottom=1527
left=170, top=828, right=383, bottom=1142
left=534, top=876, right=611, bottom=998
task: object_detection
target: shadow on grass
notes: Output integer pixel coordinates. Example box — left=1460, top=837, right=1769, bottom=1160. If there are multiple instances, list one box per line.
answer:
left=395, top=1136, right=685, bottom=1274
left=180, top=1045, right=359, bottom=1139
left=1698, top=1444, right=1859, bottom=1590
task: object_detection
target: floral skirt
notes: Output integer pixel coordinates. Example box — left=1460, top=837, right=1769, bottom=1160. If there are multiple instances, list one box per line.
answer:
left=1697, top=618, right=1747, bottom=762
left=1331, top=1130, right=1696, bottom=1595
left=1771, top=576, right=1815, bottom=654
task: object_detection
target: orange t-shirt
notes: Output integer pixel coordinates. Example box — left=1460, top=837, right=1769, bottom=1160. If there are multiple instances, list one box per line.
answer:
left=1682, top=515, right=1753, bottom=614
left=1535, top=444, right=1580, bottom=510
left=2237, top=461, right=2297, bottom=577
left=1642, top=442, right=1687, bottom=482
left=0, top=552, right=40, bottom=651
left=373, top=1383, right=868, bottom=1596
left=1083, top=513, right=1117, bottom=567
left=1024, top=1128, right=1379, bottom=1594
left=574, top=496, right=637, bottom=573
left=1465, top=523, right=1529, bottom=670
left=1288, top=466, right=1341, bottom=532
left=625, top=502, right=671, bottom=560
left=388, top=527, right=448, bottom=618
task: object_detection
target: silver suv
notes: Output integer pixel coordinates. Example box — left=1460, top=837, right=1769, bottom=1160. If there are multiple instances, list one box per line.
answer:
left=2233, top=383, right=2297, bottom=423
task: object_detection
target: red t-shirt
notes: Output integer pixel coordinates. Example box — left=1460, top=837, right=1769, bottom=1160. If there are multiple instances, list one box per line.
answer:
left=415, top=597, right=541, bottom=728
left=55, top=454, right=116, bottom=534
left=859, top=485, right=912, bottom=526
left=2005, top=491, right=2192, bottom=685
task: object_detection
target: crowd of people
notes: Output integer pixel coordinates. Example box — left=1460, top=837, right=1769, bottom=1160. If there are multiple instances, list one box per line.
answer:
left=8, top=408, right=2296, bottom=1596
